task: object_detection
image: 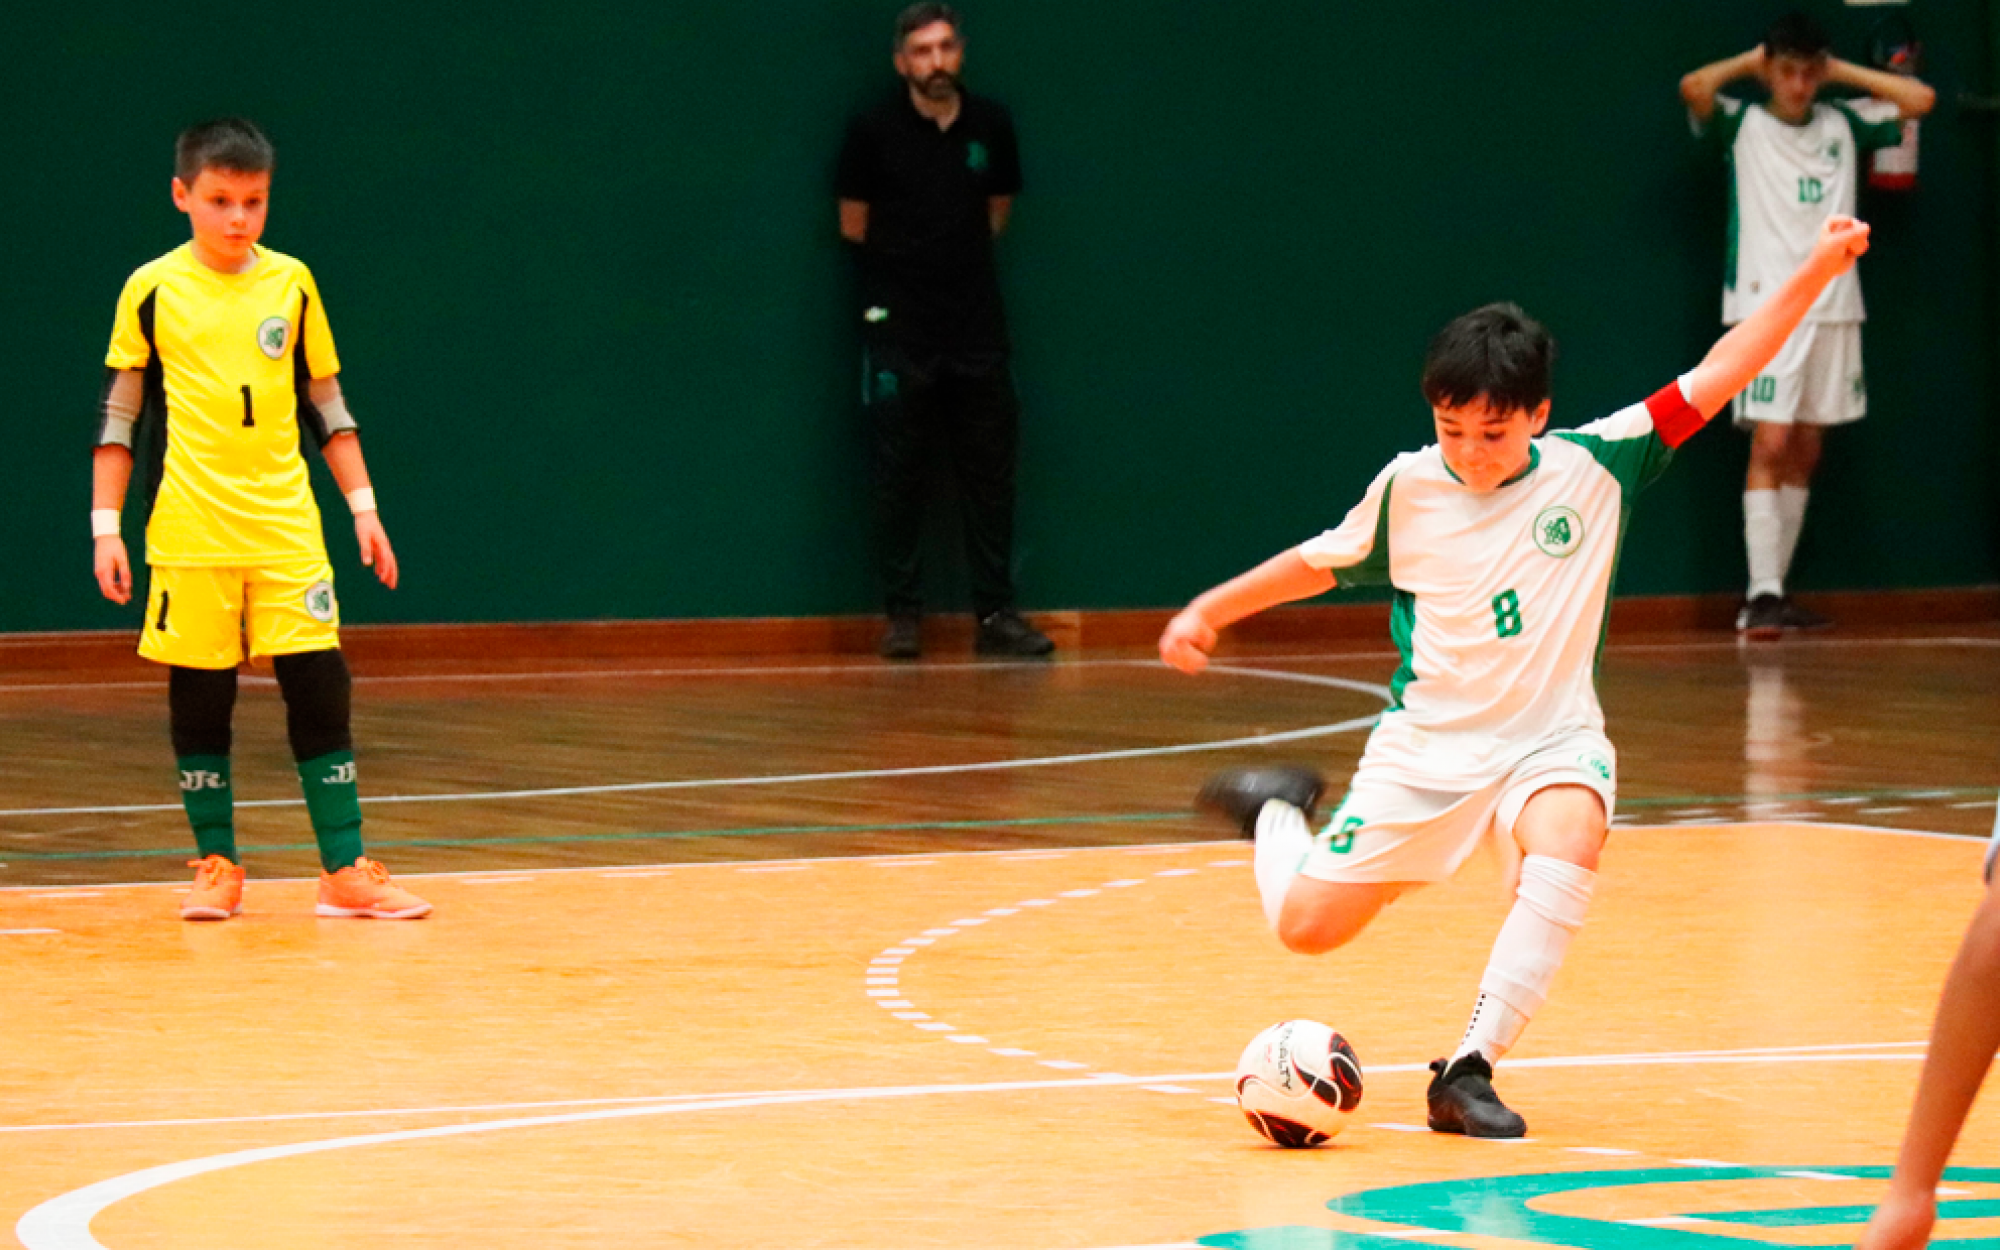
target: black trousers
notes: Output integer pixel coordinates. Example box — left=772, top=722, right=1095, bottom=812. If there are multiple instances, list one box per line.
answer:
left=866, top=347, right=1019, bottom=619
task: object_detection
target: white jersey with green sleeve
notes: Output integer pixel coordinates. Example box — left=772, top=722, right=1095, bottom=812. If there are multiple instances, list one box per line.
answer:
left=1297, top=381, right=1706, bottom=790
left=1699, top=96, right=1903, bottom=325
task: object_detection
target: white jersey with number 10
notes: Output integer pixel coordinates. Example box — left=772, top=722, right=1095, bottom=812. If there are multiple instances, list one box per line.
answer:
left=1701, top=96, right=1903, bottom=326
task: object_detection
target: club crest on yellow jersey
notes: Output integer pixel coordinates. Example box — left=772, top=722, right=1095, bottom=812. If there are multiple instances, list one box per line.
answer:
left=257, top=317, right=291, bottom=360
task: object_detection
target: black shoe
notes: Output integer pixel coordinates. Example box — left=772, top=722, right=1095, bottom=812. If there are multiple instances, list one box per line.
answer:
left=879, top=615, right=921, bottom=660
left=1194, top=767, right=1326, bottom=840
left=1735, top=593, right=1785, bottom=641
left=975, top=610, right=1055, bottom=658
left=1777, top=597, right=1833, bottom=632
left=1425, top=1054, right=1527, bottom=1138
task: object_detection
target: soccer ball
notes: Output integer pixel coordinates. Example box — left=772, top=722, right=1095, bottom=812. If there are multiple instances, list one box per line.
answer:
left=1234, top=1019, right=1364, bottom=1147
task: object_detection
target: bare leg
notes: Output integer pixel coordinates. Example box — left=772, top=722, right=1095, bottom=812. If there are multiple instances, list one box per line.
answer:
left=1858, top=868, right=2000, bottom=1250
left=1513, top=784, right=1608, bottom=868
left=1276, top=877, right=1415, bottom=955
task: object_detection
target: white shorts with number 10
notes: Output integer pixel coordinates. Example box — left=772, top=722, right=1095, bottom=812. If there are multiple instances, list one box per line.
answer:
left=1731, top=322, right=1865, bottom=429
left=1301, top=728, right=1618, bottom=886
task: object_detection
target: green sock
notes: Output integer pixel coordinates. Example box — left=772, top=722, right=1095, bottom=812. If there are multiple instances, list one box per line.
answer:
left=298, top=750, right=366, bottom=873
left=177, top=755, right=237, bottom=863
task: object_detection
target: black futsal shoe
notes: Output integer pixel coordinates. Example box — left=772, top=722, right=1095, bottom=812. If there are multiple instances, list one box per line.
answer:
left=1425, top=1054, right=1528, bottom=1139
left=975, top=609, right=1056, bottom=658
left=1777, top=597, right=1833, bottom=632
left=879, top=615, right=922, bottom=661
left=1194, top=767, right=1326, bottom=840
left=1735, top=594, right=1786, bottom=641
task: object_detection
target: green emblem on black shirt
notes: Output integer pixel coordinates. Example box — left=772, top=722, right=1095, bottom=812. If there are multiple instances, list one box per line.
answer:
left=966, top=141, right=989, bottom=171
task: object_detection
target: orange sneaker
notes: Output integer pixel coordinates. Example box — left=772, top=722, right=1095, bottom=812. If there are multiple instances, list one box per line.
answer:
left=316, top=858, right=432, bottom=919
left=181, top=855, right=245, bottom=921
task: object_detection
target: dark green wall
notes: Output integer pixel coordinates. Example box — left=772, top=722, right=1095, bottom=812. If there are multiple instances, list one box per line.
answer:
left=5, top=1, right=1993, bottom=633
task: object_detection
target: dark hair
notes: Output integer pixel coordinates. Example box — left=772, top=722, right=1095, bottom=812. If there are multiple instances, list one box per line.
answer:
left=1763, top=11, right=1831, bottom=61
left=174, top=118, right=274, bottom=185
left=895, top=2, right=961, bottom=48
left=1420, top=302, right=1555, bottom=414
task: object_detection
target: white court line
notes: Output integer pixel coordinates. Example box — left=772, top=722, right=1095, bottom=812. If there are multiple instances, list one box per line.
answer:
left=3, top=633, right=1992, bottom=697
left=10, top=1044, right=1942, bottom=1250
left=0, top=705, right=1388, bottom=819
left=5, top=817, right=1987, bottom=896
left=0, top=1042, right=1922, bottom=1136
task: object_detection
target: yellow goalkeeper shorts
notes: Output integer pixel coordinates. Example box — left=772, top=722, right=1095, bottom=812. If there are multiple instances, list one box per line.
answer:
left=139, top=560, right=340, bottom=669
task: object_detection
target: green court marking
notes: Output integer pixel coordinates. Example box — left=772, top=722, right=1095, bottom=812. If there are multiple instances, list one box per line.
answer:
left=1619, top=785, right=1993, bottom=809
left=0, top=812, right=1195, bottom=863
left=1695, top=1198, right=2000, bottom=1227
left=1199, top=1167, right=2000, bottom=1250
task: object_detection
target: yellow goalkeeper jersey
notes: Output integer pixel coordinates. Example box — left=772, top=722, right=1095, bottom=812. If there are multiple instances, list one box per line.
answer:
left=105, top=243, right=341, bottom=566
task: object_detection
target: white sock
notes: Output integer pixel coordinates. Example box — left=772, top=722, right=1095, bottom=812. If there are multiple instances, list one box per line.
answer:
left=1775, top=485, right=1810, bottom=584
left=1252, top=800, right=1315, bottom=931
left=1744, top=489, right=1784, bottom=600
left=1454, top=854, right=1595, bottom=1065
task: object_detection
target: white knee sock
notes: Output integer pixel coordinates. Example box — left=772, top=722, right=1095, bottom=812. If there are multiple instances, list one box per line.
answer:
left=1454, top=854, right=1596, bottom=1065
left=1775, top=485, right=1810, bottom=583
left=1252, top=801, right=1315, bottom=931
left=1744, top=489, right=1784, bottom=600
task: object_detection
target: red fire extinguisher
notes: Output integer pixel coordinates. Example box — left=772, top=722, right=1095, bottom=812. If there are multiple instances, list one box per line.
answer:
left=1868, top=15, right=1921, bottom=191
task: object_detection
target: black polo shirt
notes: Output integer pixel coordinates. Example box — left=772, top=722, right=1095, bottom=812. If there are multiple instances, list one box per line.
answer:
left=837, top=87, right=1022, bottom=360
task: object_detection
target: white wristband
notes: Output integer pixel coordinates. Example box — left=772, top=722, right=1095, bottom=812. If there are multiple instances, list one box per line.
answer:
left=91, top=509, right=121, bottom=539
left=345, top=487, right=378, bottom=515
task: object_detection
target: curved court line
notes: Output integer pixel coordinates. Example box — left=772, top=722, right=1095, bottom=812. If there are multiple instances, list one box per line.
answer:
left=13, top=1045, right=1931, bottom=1250
left=0, top=668, right=1390, bottom=819
left=0, top=1044, right=1926, bottom=1136
left=2, top=633, right=1992, bottom=697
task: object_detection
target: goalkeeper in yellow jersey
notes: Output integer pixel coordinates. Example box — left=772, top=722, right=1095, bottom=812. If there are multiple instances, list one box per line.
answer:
left=91, top=118, right=429, bottom=920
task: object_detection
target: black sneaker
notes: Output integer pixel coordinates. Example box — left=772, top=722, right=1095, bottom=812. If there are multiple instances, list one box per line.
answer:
left=1735, top=593, right=1785, bottom=642
left=975, top=610, right=1055, bottom=658
left=1426, top=1054, right=1527, bottom=1138
left=1194, top=767, right=1326, bottom=840
left=1777, top=597, right=1833, bottom=632
left=879, top=615, right=921, bottom=661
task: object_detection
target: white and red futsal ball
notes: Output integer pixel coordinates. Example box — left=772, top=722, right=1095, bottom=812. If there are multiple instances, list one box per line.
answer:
left=1234, top=1019, right=1364, bottom=1147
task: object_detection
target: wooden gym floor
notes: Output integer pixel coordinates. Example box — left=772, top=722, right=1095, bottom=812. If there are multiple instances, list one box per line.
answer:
left=2, top=626, right=1997, bottom=1248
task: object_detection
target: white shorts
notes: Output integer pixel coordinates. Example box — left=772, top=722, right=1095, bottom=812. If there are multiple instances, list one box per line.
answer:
left=1732, top=322, right=1866, bottom=428
left=1300, top=729, right=1617, bottom=885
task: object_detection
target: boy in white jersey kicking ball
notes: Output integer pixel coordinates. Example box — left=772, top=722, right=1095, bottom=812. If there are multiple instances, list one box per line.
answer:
left=1679, top=12, right=1932, bottom=638
left=1160, top=215, right=1873, bottom=1138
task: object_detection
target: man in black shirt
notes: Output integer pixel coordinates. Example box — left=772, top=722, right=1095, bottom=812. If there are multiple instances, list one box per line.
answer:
left=837, top=3, right=1054, bottom=660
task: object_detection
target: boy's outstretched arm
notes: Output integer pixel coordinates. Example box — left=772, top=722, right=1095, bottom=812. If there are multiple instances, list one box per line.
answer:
left=316, top=385, right=399, bottom=590
left=1680, top=46, right=1762, bottom=124
left=1681, top=215, right=1871, bottom=421
left=1159, top=549, right=1334, bottom=674
left=1857, top=872, right=2000, bottom=1250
